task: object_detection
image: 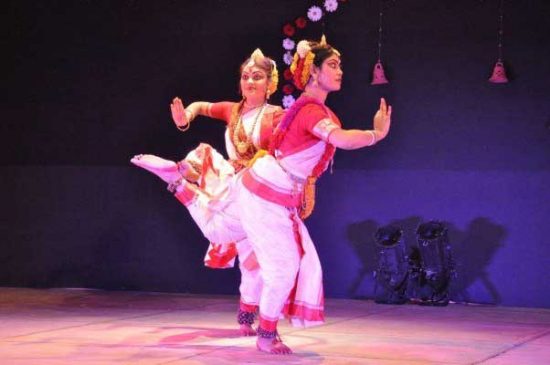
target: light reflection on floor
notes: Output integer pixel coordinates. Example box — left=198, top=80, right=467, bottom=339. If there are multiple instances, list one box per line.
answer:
left=1, top=288, right=549, bottom=364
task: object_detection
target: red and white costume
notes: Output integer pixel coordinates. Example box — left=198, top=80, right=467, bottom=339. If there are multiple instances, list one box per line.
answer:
left=238, top=96, right=341, bottom=331
left=174, top=102, right=283, bottom=312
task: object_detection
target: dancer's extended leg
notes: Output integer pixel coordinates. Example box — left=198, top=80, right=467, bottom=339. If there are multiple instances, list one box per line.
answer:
left=130, top=154, right=199, bottom=183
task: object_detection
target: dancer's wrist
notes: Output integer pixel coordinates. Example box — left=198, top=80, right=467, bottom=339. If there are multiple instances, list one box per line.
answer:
left=366, top=130, right=377, bottom=146
left=185, top=109, right=196, bottom=122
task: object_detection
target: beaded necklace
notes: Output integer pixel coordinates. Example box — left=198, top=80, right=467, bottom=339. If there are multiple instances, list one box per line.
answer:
left=232, top=103, right=266, bottom=157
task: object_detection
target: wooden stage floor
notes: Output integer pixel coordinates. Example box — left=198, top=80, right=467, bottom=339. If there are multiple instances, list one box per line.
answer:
left=1, top=288, right=549, bottom=364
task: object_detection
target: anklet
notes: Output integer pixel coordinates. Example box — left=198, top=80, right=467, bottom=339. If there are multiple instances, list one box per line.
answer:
left=167, top=178, right=184, bottom=193
left=237, top=310, right=255, bottom=325
left=256, top=326, right=278, bottom=339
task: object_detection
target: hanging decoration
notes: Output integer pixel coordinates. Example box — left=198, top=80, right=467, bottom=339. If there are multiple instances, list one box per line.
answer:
left=488, top=0, right=509, bottom=83
left=278, top=1, right=349, bottom=108
left=283, top=51, right=294, bottom=65
left=370, top=0, right=389, bottom=85
left=282, top=38, right=296, bottom=51
left=282, top=95, right=296, bottom=109
left=307, top=6, right=324, bottom=22
left=324, top=0, right=339, bottom=13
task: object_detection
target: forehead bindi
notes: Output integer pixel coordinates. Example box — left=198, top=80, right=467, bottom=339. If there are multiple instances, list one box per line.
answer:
left=242, top=66, right=266, bottom=77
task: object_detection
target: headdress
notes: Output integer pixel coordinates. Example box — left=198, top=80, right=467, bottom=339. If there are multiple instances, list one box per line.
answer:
left=289, top=35, right=340, bottom=90
left=246, top=48, right=279, bottom=97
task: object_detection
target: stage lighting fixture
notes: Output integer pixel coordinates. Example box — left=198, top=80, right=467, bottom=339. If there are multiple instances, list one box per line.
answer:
left=413, top=220, right=455, bottom=306
left=373, top=225, right=408, bottom=304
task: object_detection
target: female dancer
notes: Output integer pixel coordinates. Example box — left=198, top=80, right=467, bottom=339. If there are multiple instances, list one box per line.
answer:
left=131, top=49, right=284, bottom=336
left=237, top=37, right=392, bottom=354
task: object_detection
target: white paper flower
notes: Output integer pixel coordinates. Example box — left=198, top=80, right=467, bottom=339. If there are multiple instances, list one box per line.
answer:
left=296, top=40, right=311, bottom=59
left=307, top=6, right=323, bottom=22
left=282, top=38, right=295, bottom=51
left=324, top=0, right=338, bottom=12
left=283, top=51, right=293, bottom=65
left=282, top=95, right=296, bottom=109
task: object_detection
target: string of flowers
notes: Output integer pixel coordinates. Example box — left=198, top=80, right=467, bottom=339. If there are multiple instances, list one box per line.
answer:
left=279, top=0, right=348, bottom=109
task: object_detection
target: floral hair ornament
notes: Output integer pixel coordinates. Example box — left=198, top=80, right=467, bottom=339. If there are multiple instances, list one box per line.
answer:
left=290, top=34, right=339, bottom=90
left=268, top=59, right=279, bottom=97
left=290, top=40, right=314, bottom=90
left=247, top=48, right=279, bottom=97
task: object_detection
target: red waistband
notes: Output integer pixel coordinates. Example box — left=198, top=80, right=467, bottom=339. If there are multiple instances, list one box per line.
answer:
left=241, top=169, right=301, bottom=208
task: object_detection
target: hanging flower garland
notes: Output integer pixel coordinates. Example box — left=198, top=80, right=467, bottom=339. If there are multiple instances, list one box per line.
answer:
left=283, top=51, right=294, bottom=65
left=324, top=0, right=339, bottom=13
left=282, top=23, right=296, bottom=37
left=307, top=6, right=323, bottom=22
left=278, top=1, right=348, bottom=108
left=282, top=38, right=296, bottom=51
left=282, top=95, right=296, bottom=109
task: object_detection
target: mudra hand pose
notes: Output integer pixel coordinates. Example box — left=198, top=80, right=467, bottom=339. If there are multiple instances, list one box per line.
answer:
left=236, top=36, right=392, bottom=354
left=131, top=49, right=284, bottom=336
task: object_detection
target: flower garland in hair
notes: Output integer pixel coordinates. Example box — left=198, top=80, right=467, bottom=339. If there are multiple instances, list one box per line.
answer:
left=268, top=60, right=279, bottom=97
left=289, top=40, right=315, bottom=90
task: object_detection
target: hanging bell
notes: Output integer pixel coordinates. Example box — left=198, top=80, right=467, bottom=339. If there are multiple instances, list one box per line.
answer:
left=489, top=60, right=508, bottom=83
left=371, top=60, right=389, bottom=85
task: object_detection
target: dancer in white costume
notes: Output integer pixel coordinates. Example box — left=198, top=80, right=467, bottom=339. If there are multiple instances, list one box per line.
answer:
left=131, top=49, right=283, bottom=336
left=237, top=36, right=393, bottom=354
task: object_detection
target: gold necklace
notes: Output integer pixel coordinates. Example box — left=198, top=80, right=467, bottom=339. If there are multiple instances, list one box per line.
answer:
left=233, top=103, right=266, bottom=155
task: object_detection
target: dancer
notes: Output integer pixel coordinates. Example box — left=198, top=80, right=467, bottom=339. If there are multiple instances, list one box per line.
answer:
left=237, top=36, right=392, bottom=354
left=131, top=49, right=283, bottom=336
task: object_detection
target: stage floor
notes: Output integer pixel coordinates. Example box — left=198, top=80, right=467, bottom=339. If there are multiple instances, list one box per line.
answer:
left=0, top=288, right=549, bottom=364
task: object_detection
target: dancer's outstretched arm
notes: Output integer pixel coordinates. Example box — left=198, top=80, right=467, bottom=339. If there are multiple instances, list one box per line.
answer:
left=328, top=98, right=392, bottom=150
left=170, top=97, right=232, bottom=131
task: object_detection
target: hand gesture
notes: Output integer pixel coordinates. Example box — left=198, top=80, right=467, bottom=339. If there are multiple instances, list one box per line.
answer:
left=373, top=97, right=392, bottom=140
left=170, top=97, right=189, bottom=128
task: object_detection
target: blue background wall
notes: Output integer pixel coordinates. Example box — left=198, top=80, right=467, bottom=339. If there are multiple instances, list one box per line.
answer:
left=2, top=0, right=549, bottom=307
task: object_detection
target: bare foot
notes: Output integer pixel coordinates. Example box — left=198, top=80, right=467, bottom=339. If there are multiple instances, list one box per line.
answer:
left=256, top=337, right=293, bottom=355
left=130, top=154, right=181, bottom=183
left=239, top=324, right=257, bottom=336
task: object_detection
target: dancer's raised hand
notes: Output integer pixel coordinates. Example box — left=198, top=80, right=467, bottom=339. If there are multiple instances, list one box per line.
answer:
left=170, top=97, right=189, bottom=129
left=373, top=97, right=392, bottom=140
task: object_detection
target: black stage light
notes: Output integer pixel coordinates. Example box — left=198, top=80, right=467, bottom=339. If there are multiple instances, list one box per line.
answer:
left=373, top=225, right=408, bottom=304
left=413, top=220, right=455, bottom=306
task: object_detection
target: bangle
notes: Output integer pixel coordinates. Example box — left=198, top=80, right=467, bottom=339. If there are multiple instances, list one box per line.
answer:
left=176, top=110, right=194, bottom=132
left=368, top=130, right=377, bottom=146
left=185, top=109, right=196, bottom=121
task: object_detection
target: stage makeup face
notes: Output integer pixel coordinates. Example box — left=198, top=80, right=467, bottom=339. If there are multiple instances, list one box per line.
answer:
left=240, top=65, right=268, bottom=104
left=316, top=54, right=343, bottom=92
